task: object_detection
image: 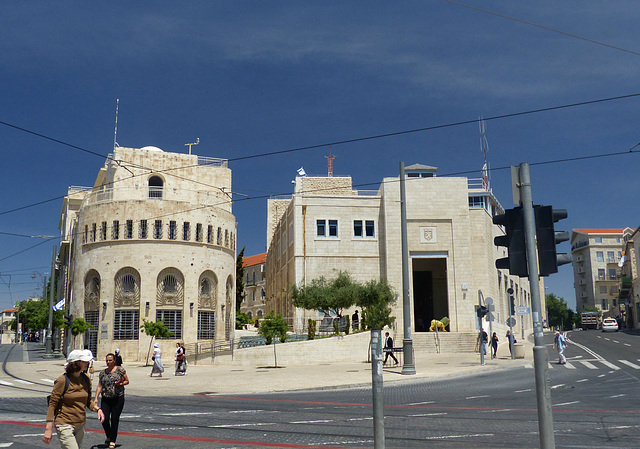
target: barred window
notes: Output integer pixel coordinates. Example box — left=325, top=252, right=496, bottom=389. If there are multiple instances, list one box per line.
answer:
left=113, top=310, right=139, bottom=340
left=195, top=223, right=202, bottom=242
left=154, top=220, right=162, bottom=239
left=169, top=221, right=177, bottom=240
left=149, top=176, right=163, bottom=199
left=140, top=220, right=148, bottom=239
left=156, top=310, right=182, bottom=339
left=162, top=275, right=178, bottom=294
left=125, top=220, right=133, bottom=239
left=198, top=311, right=215, bottom=339
left=122, top=274, right=136, bottom=294
left=101, top=222, right=107, bottom=241
left=225, top=230, right=229, bottom=247
left=183, top=222, right=190, bottom=241
left=92, top=223, right=97, bottom=242
left=83, top=225, right=88, bottom=244
left=207, top=225, right=213, bottom=244
left=112, top=220, right=120, bottom=240
left=217, top=227, right=222, bottom=245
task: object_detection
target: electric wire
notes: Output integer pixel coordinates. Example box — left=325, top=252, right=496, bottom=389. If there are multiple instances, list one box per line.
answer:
left=443, top=0, right=640, bottom=57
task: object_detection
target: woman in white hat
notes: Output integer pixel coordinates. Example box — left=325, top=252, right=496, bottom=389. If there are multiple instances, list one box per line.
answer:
left=150, top=343, right=164, bottom=377
left=43, top=349, right=105, bottom=447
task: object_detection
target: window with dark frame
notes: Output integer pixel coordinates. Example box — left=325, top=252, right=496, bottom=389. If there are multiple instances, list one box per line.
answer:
left=154, top=220, right=162, bottom=239
left=197, top=311, right=215, bottom=339
left=125, top=220, right=133, bottom=239
left=140, top=220, right=148, bottom=239
left=196, top=223, right=202, bottom=242
left=365, top=220, right=375, bottom=237
left=101, top=222, right=107, bottom=241
left=112, top=220, right=120, bottom=240
left=207, top=225, right=213, bottom=243
left=183, top=222, right=190, bottom=241
left=353, top=220, right=363, bottom=237
left=169, top=221, right=177, bottom=240
left=113, top=310, right=140, bottom=340
left=156, top=310, right=182, bottom=339
left=317, top=219, right=326, bottom=237
left=329, top=220, right=338, bottom=237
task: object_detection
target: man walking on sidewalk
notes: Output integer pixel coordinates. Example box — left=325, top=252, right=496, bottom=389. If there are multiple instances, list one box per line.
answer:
left=383, top=332, right=398, bottom=366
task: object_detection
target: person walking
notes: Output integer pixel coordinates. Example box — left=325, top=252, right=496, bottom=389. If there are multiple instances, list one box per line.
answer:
left=383, top=331, right=398, bottom=366
left=174, top=342, right=186, bottom=376
left=150, top=343, right=164, bottom=377
left=490, top=332, right=499, bottom=359
left=43, top=349, right=104, bottom=448
left=352, top=310, right=359, bottom=332
left=94, top=353, right=129, bottom=449
left=553, top=331, right=567, bottom=364
left=114, top=348, right=123, bottom=367
left=506, top=330, right=516, bottom=356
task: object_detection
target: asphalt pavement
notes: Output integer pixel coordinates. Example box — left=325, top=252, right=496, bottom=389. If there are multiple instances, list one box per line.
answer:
left=5, top=336, right=537, bottom=397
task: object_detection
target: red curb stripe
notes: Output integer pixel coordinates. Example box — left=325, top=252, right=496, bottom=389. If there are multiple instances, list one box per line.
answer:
left=0, top=420, right=351, bottom=448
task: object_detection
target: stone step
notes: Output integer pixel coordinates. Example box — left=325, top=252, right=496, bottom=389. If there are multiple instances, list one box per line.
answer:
left=411, top=332, right=479, bottom=353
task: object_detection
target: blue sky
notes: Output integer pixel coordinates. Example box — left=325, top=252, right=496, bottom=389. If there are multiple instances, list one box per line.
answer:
left=1, top=2, right=639, bottom=313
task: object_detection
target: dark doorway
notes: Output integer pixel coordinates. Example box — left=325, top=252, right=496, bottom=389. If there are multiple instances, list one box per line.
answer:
left=412, top=258, right=449, bottom=332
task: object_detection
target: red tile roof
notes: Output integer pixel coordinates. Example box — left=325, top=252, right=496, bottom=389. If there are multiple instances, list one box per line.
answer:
left=2, top=308, right=16, bottom=313
left=574, top=228, right=627, bottom=234
left=243, top=252, right=266, bottom=268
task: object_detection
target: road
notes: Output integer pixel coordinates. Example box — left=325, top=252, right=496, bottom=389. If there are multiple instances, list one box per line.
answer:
left=0, top=330, right=639, bottom=448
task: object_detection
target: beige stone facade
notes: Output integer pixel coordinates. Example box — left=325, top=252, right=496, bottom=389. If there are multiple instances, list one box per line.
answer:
left=618, top=228, right=639, bottom=328
left=240, top=253, right=266, bottom=321
left=265, top=166, right=542, bottom=339
left=571, top=228, right=633, bottom=318
left=58, top=146, right=236, bottom=361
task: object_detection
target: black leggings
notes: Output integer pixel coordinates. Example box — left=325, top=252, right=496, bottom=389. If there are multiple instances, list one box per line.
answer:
left=101, top=394, right=125, bottom=442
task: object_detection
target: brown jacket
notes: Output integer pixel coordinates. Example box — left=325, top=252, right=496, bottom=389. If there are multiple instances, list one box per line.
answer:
left=46, top=373, right=96, bottom=425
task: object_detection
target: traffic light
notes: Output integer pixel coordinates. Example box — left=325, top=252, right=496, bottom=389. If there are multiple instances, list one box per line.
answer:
left=493, top=207, right=528, bottom=277
left=476, top=305, right=489, bottom=318
left=507, top=287, right=515, bottom=316
left=535, top=205, right=571, bottom=276
left=64, top=314, right=73, bottom=328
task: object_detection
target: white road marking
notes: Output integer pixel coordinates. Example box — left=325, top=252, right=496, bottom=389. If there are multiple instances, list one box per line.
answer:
left=159, top=412, right=217, bottom=416
left=409, top=413, right=447, bottom=417
left=563, top=362, right=576, bottom=369
left=14, top=380, right=33, bottom=385
left=553, top=401, right=579, bottom=407
left=624, top=343, right=631, bottom=347
left=0, top=380, right=14, bottom=386
left=576, top=379, right=588, bottom=383
left=610, top=394, right=626, bottom=398
left=515, top=389, right=533, bottom=393
left=291, top=419, right=334, bottom=424
left=41, top=378, right=54, bottom=383
left=209, top=423, right=275, bottom=428
left=580, top=361, right=597, bottom=369
left=345, top=417, right=373, bottom=421
left=13, top=433, right=43, bottom=437
left=619, top=360, right=640, bottom=369
left=613, top=340, right=619, bottom=344
left=425, top=433, right=494, bottom=440
left=0, top=443, right=13, bottom=447
left=229, top=410, right=266, bottom=414
left=600, top=361, right=620, bottom=370
left=481, top=409, right=517, bottom=413
left=407, top=401, right=435, bottom=405
left=550, top=384, right=565, bottom=389
left=465, top=395, right=489, bottom=400
left=598, top=374, right=606, bottom=378
left=604, top=338, right=611, bottom=341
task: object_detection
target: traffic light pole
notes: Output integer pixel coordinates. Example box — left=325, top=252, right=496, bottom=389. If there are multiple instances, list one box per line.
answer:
left=518, top=163, right=556, bottom=449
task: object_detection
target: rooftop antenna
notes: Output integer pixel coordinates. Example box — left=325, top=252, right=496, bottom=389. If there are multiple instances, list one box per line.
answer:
left=325, top=147, right=336, bottom=177
left=479, top=117, right=490, bottom=190
left=185, top=138, right=200, bottom=155
left=113, top=98, right=120, bottom=151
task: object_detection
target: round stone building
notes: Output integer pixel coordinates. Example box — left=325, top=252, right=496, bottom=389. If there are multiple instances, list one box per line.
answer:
left=59, top=146, right=236, bottom=361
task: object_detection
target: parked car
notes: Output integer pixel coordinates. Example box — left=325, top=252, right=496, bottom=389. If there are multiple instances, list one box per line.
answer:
left=601, top=317, right=619, bottom=332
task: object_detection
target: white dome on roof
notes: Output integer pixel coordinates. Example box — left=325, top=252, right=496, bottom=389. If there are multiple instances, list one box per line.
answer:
left=141, top=146, right=163, bottom=152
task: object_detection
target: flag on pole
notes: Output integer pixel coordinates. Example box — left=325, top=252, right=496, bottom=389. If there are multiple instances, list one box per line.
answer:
left=297, top=167, right=307, bottom=177
left=53, top=298, right=66, bottom=311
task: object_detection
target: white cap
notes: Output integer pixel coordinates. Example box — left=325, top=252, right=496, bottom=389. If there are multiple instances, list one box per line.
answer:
left=66, top=349, right=93, bottom=366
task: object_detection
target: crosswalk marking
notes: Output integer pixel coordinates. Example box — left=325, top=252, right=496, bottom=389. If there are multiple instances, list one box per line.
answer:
left=618, top=360, right=640, bottom=369
left=0, top=380, right=14, bottom=386
left=580, top=361, right=597, bottom=369
left=563, top=362, right=576, bottom=369
left=600, top=361, right=620, bottom=370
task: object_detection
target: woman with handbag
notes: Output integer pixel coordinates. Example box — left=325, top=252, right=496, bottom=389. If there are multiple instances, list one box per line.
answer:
left=94, top=353, right=129, bottom=449
left=174, top=342, right=186, bottom=375
left=43, top=350, right=105, bottom=448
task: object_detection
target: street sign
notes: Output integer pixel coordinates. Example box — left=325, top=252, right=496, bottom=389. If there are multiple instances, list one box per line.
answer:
left=507, top=317, right=517, bottom=327
left=516, top=306, right=530, bottom=316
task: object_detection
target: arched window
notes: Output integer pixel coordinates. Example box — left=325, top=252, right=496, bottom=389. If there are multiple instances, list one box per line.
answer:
left=84, top=270, right=100, bottom=312
left=114, top=267, right=141, bottom=308
left=148, top=176, right=164, bottom=199
left=156, top=268, right=184, bottom=307
left=198, top=271, right=218, bottom=310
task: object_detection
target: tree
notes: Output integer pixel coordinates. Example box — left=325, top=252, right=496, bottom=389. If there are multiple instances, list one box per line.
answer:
left=258, top=311, right=289, bottom=367
left=68, top=318, right=92, bottom=337
left=236, top=311, right=250, bottom=329
left=546, top=293, right=571, bottom=330
left=140, top=319, right=174, bottom=365
left=236, top=246, right=246, bottom=312
left=357, top=278, right=396, bottom=330
left=291, top=271, right=360, bottom=318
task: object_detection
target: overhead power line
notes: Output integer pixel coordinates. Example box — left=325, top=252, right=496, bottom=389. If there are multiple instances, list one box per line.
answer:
left=444, top=0, right=640, bottom=57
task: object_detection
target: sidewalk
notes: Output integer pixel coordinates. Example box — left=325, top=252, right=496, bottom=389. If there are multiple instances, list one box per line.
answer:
left=7, top=339, right=535, bottom=397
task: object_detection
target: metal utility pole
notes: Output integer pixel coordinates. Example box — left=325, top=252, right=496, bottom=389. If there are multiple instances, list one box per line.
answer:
left=518, top=163, right=556, bottom=449
left=371, top=329, right=385, bottom=449
left=46, top=245, right=56, bottom=355
left=399, top=162, right=416, bottom=375
left=478, top=291, right=486, bottom=366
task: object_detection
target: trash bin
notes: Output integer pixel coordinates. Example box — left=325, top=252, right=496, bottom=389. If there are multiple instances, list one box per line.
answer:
left=513, top=343, right=525, bottom=359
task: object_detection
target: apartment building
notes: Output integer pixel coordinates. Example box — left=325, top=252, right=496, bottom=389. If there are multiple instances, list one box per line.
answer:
left=240, top=252, right=266, bottom=321
left=58, top=146, right=236, bottom=361
left=265, top=164, right=542, bottom=338
left=619, top=228, right=639, bottom=328
left=571, top=228, right=634, bottom=316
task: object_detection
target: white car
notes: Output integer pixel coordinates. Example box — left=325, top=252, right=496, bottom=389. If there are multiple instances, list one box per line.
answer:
left=601, top=318, right=619, bottom=332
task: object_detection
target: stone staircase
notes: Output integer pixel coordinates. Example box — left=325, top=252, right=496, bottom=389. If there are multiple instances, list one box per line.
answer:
left=411, top=331, right=479, bottom=354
